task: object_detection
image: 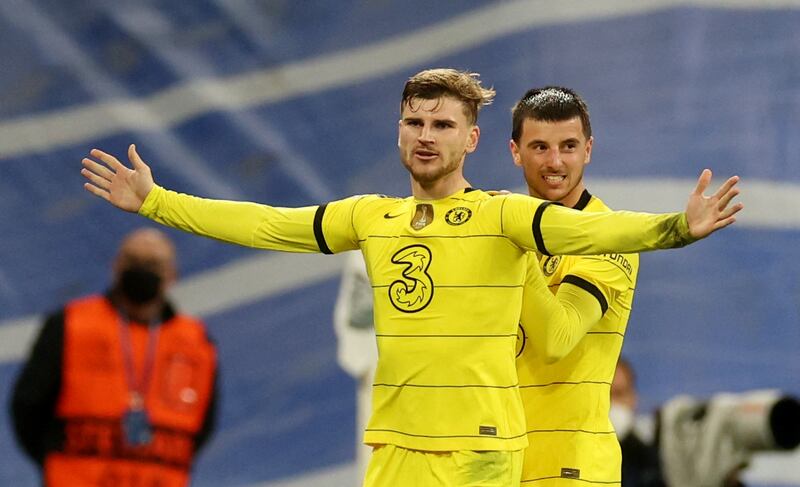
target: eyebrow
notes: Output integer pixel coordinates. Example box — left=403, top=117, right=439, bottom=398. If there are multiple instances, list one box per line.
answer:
left=527, top=137, right=580, bottom=147
left=402, top=116, right=458, bottom=125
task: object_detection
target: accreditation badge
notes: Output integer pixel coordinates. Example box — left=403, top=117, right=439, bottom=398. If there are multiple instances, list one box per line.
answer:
left=123, top=392, right=153, bottom=446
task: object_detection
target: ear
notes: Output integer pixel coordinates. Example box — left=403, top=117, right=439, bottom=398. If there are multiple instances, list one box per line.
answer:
left=509, top=140, right=522, bottom=167
left=465, top=125, right=480, bottom=154
left=584, top=135, right=594, bottom=165
left=397, top=120, right=402, bottom=148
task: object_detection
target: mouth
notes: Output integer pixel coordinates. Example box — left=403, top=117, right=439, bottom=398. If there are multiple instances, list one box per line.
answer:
left=542, top=175, right=566, bottom=186
left=414, top=147, right=439, bottom=161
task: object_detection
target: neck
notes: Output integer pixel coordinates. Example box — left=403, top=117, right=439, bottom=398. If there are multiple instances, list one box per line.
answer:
left=114, top=292, right=164, bottom=324
left=411, top=173, right=471, bottom=200
left=532, top=183, right=587, bottom=209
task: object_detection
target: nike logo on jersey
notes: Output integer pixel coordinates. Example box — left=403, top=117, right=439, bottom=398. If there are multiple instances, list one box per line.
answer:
left=384, top=212, right=404, bottom=219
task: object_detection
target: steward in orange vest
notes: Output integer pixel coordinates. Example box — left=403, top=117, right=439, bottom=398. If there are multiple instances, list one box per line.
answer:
left=11, top=228, right=218, bottom=487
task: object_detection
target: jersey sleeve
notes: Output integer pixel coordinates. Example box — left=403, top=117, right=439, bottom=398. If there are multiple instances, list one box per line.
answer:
left=139, top=185, right=361, bottom=253
left=501, top=194, right=696, bottom=255
left=564, top=253, right=638, bottom=307
left=520, top=256, right=604, bottom=363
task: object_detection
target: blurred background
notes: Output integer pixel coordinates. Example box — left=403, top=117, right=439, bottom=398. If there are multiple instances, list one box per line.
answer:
left=1, top=0, right=798, bottom=485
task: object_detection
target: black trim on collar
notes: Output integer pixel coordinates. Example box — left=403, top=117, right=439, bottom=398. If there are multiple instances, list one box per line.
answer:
left=573, top=190, right=593, bottom=211
left=464, top=187, right=478, bottom=193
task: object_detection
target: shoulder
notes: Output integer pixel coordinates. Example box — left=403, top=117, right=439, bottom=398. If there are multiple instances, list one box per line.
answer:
left=479, top=191, right=546, bottom=209
left=585, top=194, right=611, bottom=213
left=166, top=311, right=218, bottom=348
left=331, top=193, right=405, bottom=211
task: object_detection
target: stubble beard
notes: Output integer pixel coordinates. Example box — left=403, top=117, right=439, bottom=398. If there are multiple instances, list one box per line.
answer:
left=402, top=150, right=462, bottom=186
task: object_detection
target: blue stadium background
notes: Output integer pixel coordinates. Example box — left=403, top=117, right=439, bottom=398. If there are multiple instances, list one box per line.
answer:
left=1, top=1, right=798, bottom=485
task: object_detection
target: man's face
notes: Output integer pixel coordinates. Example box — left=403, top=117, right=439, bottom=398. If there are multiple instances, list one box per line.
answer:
left=113, top=230, right=177, bottom=298
left=398, top=96, right=479, bottom=185
left=509, top=116, right=593, bottom=206
left=611, top=365, right=637, bottom=411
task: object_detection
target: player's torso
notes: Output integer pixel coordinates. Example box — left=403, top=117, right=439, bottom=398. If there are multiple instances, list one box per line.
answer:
left=515, top=195, right=639, bottom=483
left=358, top=190, right=526, bottom=332
left=516, top=195, right=639, bottom=385
left=352, top=189, right=530, bottom=450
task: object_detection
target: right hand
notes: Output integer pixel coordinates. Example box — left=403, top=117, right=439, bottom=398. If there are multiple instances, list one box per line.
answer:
left=81, top=144, right=155, bottom=213
left=684, top=169, right=743, bottom=239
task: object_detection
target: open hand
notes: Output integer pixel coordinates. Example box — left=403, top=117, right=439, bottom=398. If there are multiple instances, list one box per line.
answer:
left=686, top=169, right=743, bottom=239
left=82, top=144, right=154, bottom=213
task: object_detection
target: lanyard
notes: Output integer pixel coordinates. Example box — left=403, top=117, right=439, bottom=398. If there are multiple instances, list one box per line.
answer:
left=118, top=316, right=160, bottom=410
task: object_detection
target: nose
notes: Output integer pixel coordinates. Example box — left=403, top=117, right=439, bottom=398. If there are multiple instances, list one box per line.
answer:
left=418, top=124, right=434, bottom=144
left=544, top=148, right=563, bottom=168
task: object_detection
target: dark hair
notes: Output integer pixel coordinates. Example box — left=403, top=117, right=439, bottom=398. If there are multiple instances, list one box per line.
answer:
left=402, top=68, right=496, bottom=125
left=511, top=86, right=592, bottom=142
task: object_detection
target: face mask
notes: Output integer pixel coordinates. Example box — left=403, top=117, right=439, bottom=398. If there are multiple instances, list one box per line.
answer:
left=119, top=266, right=162, bottom=304
left=609, top=403, right=635, bottom=439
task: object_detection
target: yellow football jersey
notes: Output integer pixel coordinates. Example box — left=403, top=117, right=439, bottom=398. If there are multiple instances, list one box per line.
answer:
left=141, top=185, right=682, bottom=452
left=517, top=191, right=639, bottom=485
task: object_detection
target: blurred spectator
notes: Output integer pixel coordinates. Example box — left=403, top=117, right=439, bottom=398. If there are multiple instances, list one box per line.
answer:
left=611, top=357, right=664, bottom=487
left=333, top=251, right=378, bottom=481
left=10, top=227, right=218, bottom=487
left=611, top=357, right=800, bottom=487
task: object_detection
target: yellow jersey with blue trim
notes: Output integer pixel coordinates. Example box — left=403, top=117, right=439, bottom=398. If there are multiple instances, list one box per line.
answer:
left=516, top=191, right=639, bottom=484
left=140, top=185, right=689, bottom=451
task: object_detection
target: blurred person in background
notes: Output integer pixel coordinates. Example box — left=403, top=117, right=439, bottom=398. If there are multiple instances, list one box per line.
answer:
left=333, top=251, right=378, bottom=482
left=611, top=357, right=664, bottom=487
left=611, top=357, right=800, bottom=487
left=10, top=227, right=219, bottom=487
left=80, top=67, right=742, bottom=487
left=512, top=86, right=641, bottom=486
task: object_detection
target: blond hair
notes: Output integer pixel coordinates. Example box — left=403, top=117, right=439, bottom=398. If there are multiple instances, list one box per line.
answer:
left=401, top=68, right=495, bottom=125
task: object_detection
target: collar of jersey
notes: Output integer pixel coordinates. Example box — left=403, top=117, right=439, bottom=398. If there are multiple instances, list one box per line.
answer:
left=411, top=187, right=477, bottom=204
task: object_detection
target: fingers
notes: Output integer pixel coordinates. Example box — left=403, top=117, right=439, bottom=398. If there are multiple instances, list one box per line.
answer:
left=83, top=182, right=111, bottom=202
left=692, top=168, right=712, bottom=196
left=713, top=215, right=737, bottom=231
left=89, top=148, right=126, bottom=172
left=717, top=187, right=740, bottom=212
left=80, top=166, right=112, bottom=191
left=712, top=175, right=740, bottom=201
left=128, top=144, right=147, bottom=170
left=719, top=202, right=744, bottom=220
left=81, top=157, right=115, bottom=180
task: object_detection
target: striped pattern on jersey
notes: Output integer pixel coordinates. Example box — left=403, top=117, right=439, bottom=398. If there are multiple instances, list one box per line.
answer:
left=140, top=185, right=686, bottom=454
left=516, top=191, right=639, bottom=484
left=321, top=189, right=531, bottom=451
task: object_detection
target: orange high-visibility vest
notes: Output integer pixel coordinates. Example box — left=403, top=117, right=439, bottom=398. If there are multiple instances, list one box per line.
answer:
left=45, top=295, right=216, bottom=487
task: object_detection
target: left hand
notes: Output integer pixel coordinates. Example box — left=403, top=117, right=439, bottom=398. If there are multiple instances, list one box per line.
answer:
left=685, top=169, right=743, bottom=239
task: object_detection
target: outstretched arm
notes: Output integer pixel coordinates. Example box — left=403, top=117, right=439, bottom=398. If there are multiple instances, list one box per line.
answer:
left=81, top=145, right=359, bottom=253
left=504, top=170, right=743, bottom=256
